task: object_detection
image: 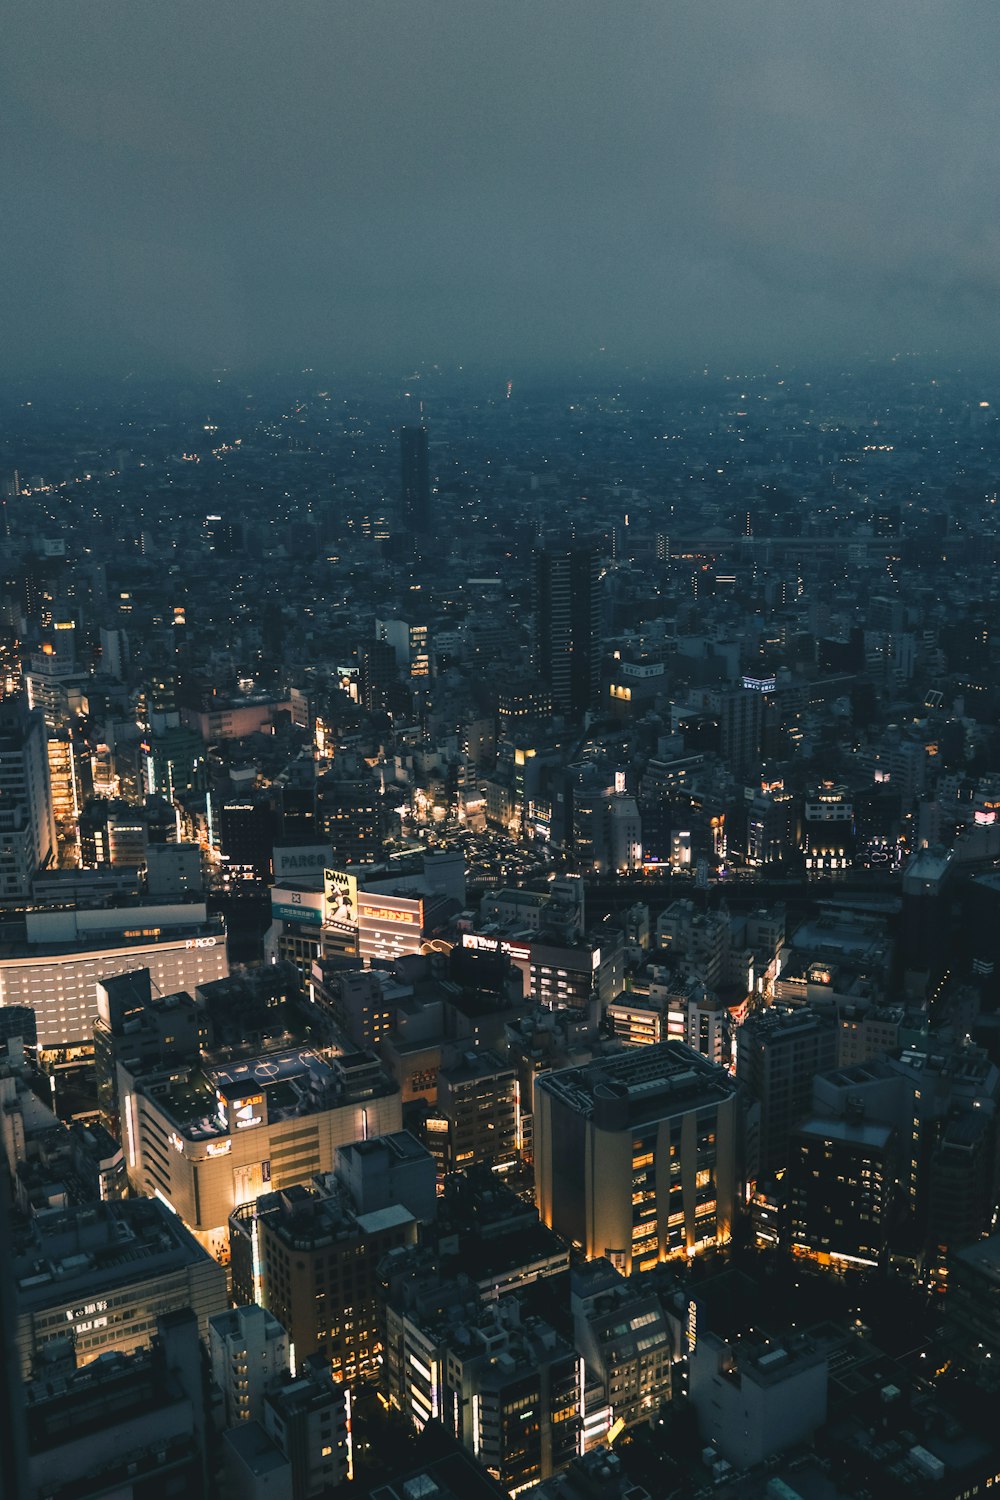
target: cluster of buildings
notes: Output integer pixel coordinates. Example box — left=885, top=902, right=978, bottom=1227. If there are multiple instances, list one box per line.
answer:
left=2, top=367, right=1000, bottom=1496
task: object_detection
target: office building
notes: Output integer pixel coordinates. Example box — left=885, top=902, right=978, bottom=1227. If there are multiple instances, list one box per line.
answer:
left=333, top=1131, right=437, bottom=1224
left=230, top=1180, right=416, bottom=1384
left=801, top=783, right=856, bottom=873
left=788, top=1116, right=897, bottom=1269
left=311, top=963, right=395, bottom=1050
left=317, top=765, right=383, bottom=866
left=375, top=617, right=432, bottom=678
left=534, top=1042, right=741, bottom=1272
left=223, top=1355, right=352, bottom=1498
left=209, top=1303, right=290, bottom=1427
left=385, top=1293, right=580, bottom=1492
left=383, top=1167, right=569, bottom=1306
left=431, top=1049, right=518, bottom=1175
left=359, top=638, right=400, bottom=714
left=735, top=1007, right=838, bottom=1176
left=219, top=796, right=275, bottom=885
left=400, top=424, right=431, bottom=536
left=570, top=1261, right=673, bottom=1436
left=0, top=695, right=56, bottom=903
left=533, top=545, right=601, bottom=717
left=12, top=1197, right=227, bottom=1379
left=718, top=687, right=763, bottom=777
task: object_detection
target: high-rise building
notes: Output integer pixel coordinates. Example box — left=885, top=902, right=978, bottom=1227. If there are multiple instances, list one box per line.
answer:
left=532, top=546, right=601, bottom=717
left=0, top=696, right=56, bottom=903
left=209, top=1304, right=290, bottom=1427
left=316, top=764, right=383, bottom=866
left=400, top=425, right=431, bottom=536
left=385, top=1291, right=580, bottom=1490
left=431, top=1050, right=518, bottom=1175
left=230, top=1180, right=416, bottom=1385
left=788, top=1115, right=897, bottom=1269
left=719, top=687, right=763, bottom=777
left=735, top=1007, right=838, bottom=1176
left=534, top=1042, right=742, bottom=1273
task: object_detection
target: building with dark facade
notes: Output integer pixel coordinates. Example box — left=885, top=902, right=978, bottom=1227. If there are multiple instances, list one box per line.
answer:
left=400, top=425, right=431, bottom=536
left=533, top=546, right=601, bottom=717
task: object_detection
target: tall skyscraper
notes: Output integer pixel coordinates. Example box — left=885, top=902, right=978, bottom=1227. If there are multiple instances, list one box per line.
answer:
left=400, top=424, right=431, bottom=535
left=0, top=695, right=56, bottom=902
left=533, top=545, right=600, bottom=716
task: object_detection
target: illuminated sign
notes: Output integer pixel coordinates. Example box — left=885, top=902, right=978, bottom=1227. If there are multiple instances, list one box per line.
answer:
left=66, top=1299, right=108, bottom=1323
left=272, top=902, right=323, bottom=926
left=358, top=901, right=419, bottom=924
left=235, top=1092, right=263, bottom=1128
left=324, top=868, right=359, bottom=930
left=461, top=933, right=531, bottom=962
left=185, top=936, right=218, bottom=949
left=205, top=1139, right=231, bottom=1157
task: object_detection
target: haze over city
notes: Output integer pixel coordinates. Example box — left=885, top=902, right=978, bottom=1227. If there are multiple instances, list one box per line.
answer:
left=5, top=2, right=1000, bottom=377
left=5, top=7, right=1000, bottom=1500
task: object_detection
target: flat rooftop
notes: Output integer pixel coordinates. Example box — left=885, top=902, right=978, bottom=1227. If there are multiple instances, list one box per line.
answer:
left=14, top=1199, right=208, bottom=1309
left=537, top=1039, right=736, bottom=1122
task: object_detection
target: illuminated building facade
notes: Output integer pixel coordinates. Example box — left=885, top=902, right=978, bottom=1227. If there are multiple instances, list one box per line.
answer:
left=534, top=1042, right=740, bottom=1273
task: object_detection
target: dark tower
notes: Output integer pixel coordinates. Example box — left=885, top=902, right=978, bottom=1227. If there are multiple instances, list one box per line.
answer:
left=400, top=425, right=431, bottom=536
left=532, top=546, right=600, bottom=717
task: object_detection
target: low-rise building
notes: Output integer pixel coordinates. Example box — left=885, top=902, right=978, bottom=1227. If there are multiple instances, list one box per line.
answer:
left=13, top=1197, right=227, bottom=1379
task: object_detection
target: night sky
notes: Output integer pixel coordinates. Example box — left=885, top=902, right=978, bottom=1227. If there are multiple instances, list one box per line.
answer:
left=4, top=1, right=1000, bottom=376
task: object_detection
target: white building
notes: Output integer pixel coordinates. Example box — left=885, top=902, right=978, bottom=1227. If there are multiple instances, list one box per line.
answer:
left=209, top=1304, right=289, bottom=1427
left=0, top=903, right=228, bottom=1051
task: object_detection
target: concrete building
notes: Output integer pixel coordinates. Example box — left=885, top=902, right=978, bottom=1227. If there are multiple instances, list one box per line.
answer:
left=120, top=1043, right=402, bottom=1262
left=432, top=1049, right=518, bottom=1175
left=0, top=695, right=56, bottom=903
left=209, top=1303, right=290, bottom=1427
left=12, top=1197, right=227, bottom=1379
left=735, top=1006, right=838, bottom=1176
left=230, top=1179, right=416, bottom=1385
left=386, top=1293, right=581, bottom=1492
left=222, top=1354, right=352, bottom=1499
left=789, top=1116, right=898, bottom=1269
left=24, top=1310, right=209, bottom=1500
left=333, top=1131, right=437, bottom=1224
left=0, top=902, right=228, bottom=1052
left=570, top=1260, right=673, bottom=1439
left=688, top=1326, right=828, bottom=1471
left=533, top=545, right=601, bottom=717
left=534, top=1042, right=742, bottom=1272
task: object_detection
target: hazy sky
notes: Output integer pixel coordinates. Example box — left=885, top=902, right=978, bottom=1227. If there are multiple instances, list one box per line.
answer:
left=4, top=1, right=1000, bottom=377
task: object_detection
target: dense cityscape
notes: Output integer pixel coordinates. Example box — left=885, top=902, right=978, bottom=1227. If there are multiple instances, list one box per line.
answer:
left=0, top=357, right=999, bottom=1500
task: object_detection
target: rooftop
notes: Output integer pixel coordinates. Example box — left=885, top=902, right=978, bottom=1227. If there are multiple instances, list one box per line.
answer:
left=13, top=1198, right=212, bottom=1309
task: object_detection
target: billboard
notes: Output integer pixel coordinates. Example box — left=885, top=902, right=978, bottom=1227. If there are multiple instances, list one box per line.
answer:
left=357, top=890, right=424, bottom=961
left=273, top=844, right=333, bottom=886
left=324, top=869, right=359, bottom=931
left=271, top=885, right=325, bottom=927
